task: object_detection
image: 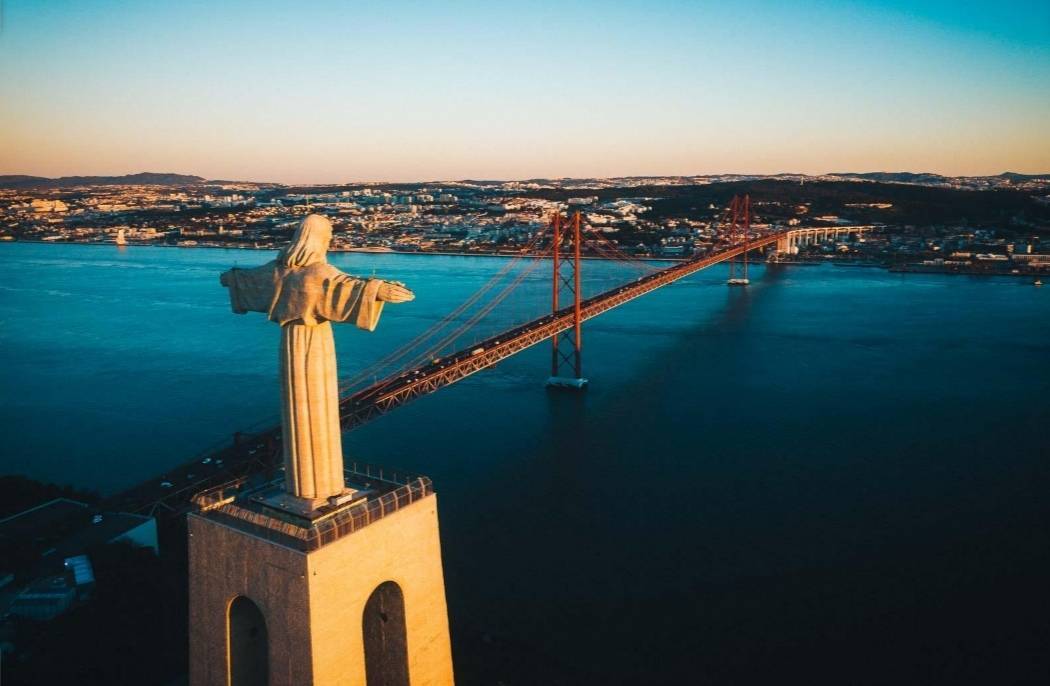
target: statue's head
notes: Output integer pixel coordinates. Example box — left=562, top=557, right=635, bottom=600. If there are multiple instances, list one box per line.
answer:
left=280, top=214, right=332, bottom=268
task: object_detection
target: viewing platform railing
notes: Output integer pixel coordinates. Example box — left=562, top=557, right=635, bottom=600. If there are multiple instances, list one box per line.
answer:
left=190, top=461, right=434, bottom=552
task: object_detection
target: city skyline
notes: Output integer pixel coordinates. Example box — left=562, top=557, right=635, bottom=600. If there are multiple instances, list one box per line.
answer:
left=2, top=0, right=1049, bottom=183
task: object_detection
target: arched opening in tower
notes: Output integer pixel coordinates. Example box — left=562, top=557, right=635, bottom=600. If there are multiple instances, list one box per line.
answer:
left=228, top=595, right=269, bottom=686
left=363, top=581, right=409, bottom=686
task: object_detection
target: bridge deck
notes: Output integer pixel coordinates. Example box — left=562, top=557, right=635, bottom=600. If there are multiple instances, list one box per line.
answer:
left=339, top=231, right=784, bottom=428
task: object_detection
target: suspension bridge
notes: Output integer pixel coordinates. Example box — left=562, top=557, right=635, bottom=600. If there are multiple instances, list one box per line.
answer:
left=106, top=196, right=870, bottom=516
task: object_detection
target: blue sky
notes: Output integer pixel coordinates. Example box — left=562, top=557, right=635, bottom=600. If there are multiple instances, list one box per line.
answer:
left=1, top=0, right=1048, bottom=182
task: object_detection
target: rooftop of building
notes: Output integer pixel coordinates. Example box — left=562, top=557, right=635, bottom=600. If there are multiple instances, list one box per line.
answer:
left=0, top=498, right=88, bottom=539
left=0, top=498, right=154, bottom=562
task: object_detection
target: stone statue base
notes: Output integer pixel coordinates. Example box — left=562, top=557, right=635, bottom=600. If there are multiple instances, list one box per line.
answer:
left=251, top=486, right=366, bottom=522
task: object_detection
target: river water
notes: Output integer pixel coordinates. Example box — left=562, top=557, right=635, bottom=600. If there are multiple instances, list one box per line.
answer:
left=1, top=242, right=1048, bottom=683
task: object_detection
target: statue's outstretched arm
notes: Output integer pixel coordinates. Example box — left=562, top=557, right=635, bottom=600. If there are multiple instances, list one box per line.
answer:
left=220, top=261, right=276, bottom=314
left=321, top=270, right=412, bottom=331
left=376, top=280, right=414, bottom=303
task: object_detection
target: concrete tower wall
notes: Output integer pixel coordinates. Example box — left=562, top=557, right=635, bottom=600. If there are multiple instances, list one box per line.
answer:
left=188, top=514, right=315, bottom=685
left=307, top=495, right=453, bottom=686
left=188, top=494, right=454, bottom=686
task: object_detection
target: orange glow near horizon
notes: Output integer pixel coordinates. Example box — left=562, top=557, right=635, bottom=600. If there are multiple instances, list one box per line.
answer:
left=1, top=1, right=1048, bottom=183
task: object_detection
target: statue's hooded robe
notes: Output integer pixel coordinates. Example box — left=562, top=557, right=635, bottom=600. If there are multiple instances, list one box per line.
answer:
left=221, top=214, right=384, bottom=501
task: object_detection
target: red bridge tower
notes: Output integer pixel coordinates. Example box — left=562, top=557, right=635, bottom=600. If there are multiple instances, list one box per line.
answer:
left=547, top=211, right=588, bottom=389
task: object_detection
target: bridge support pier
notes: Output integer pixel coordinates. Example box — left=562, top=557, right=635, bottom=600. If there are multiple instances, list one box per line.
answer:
left=546, top=376, right=588, bottom=389
left=547, top=211, right=588, bottom=390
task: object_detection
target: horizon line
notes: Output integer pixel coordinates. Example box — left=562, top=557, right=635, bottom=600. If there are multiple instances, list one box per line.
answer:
left=3, top=169, right=1049, bottom=187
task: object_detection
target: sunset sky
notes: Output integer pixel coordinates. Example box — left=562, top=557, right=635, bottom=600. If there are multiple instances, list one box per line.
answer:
left=1, top=0, right=1048, bottom=183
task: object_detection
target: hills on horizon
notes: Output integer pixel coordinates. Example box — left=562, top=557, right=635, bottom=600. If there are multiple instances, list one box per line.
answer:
left=1, top=170, right=1048, bottom=190
left=0, top=172, right=207, bottom=189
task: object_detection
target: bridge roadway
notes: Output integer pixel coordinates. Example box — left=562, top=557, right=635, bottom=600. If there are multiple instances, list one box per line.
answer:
left=108, top=230, right=789, bottom=516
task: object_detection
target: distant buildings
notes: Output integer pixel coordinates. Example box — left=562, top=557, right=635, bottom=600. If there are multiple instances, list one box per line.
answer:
left=1, top=176, right=1047, bottom=270
left=30, top=199, right=68, bottom=213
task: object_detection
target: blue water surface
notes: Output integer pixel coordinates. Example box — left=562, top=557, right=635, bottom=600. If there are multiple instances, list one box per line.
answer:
left=1, top=242, right=1048, bottom=683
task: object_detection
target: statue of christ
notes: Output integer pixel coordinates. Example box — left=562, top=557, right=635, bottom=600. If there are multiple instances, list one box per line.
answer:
left=219, top=214, right=414, bottom=504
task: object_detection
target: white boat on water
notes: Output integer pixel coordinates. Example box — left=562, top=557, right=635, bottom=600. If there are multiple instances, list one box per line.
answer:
left=726, top=278, right=750, bottom=286
left=1035, top=278, right=1043, bottom=287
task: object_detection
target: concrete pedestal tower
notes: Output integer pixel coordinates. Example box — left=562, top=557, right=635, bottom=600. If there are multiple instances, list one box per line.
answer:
left=188, top=466, right=454, bottom=686
left=190, top=214, right=454, bottom=685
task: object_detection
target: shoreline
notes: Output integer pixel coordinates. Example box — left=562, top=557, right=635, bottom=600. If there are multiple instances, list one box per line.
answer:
left=2, top=239, right=684, bottom=262
left=6, top=240, right=1049, bottom=277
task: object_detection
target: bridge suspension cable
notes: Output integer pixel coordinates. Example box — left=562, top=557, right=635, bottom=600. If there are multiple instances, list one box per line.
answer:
left=585, top=232, right=658, bottom=274
left=397, top=242, right=552, bottom=371
left=338, top=223, right=552, bottom=392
